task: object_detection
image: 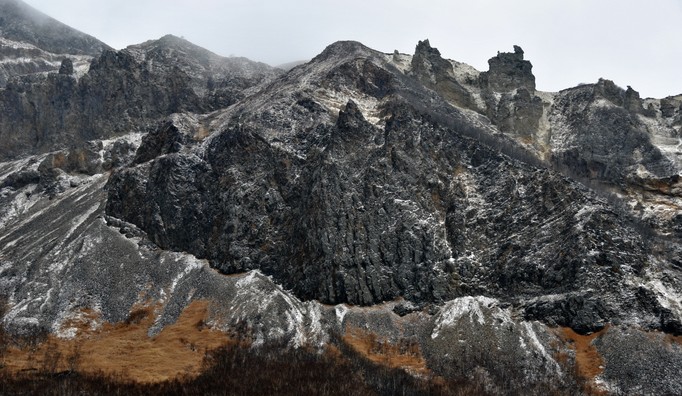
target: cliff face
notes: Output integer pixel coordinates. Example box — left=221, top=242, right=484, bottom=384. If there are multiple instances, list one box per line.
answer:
left=105, top=41, right=679, bottom=336
left=0, top=0, right=109, bottom=88
left=2, top=8, right=682, bottom=392
left=0, top=35, right=282, bottom=161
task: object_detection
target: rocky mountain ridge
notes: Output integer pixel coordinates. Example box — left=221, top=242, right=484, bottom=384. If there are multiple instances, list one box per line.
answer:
left=104, top=40, right=681, bottom=335
left=1, top=4, right=682, bottom=394
left=0, top=33, right=281, bottom=161
left=0, top=0, right=109, bottom=87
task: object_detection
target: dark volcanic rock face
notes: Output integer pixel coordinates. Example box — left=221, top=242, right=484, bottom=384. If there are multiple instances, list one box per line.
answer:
left=106, top=42, right=670, bottom=335
left=0, top=36, right=281, bottom=161
left=550, top=79, right=675, bottom=182
left=3, top=23, right=682, bottom=393
left=411, top=39, right=474, bottom=109
left=0, top=49, right=200, bottom=160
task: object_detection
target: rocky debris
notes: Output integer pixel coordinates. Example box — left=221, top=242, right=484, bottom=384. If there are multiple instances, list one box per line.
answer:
left=26, top=143, right=101, bottom=196
left=596, top=327, right=682, bottom=395
left=424, top=297, right=569, bottom=393
left=0, top=168, right=39, bottom=189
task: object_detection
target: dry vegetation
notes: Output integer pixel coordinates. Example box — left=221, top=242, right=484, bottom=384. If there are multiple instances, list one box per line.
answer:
left=0, top=297, right=615, bottom=395
left=666, top=333, right=682, bottom=346
left=556, top=326, right=610, bottom=395
left=342, top=327, right=428, bottom=376
left=2, top=300, right=230, bottom=383
left=0, top=297, right=476, bottom=395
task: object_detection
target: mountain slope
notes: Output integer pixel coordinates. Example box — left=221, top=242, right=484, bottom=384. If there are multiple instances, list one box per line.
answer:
left=105, top=40, right=679, bottom=337
left=0, top=0, right=109, bottom=56
left=0, top=0, right=110, bottom=87
left=0, top=34, right=282, bottom=161
left=126, top=34, right=281, bottom=108
left=1, top=8, right=682, bottom=393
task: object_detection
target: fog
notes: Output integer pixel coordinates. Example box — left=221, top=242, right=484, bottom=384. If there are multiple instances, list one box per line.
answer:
left=24, top=0, right=682, bottom=98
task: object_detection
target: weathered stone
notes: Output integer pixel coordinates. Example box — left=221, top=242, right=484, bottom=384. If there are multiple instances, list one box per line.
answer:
left=411, top=39, right=473, bottom=109
left=0, top=36, right=281, bottom=161
left=480, top=45, right=536, bottom=92
left=58, top=58, right=73, bottom=75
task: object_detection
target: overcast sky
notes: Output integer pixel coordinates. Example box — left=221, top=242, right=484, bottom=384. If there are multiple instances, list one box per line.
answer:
left=24, top=0, right=682, bottom=98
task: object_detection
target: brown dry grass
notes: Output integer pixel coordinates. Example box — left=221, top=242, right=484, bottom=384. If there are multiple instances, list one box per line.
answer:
left=342, top=327, right=428, bottom=376
left=193, top=125, right=210, bottom=141
left=665, top=334, right=682, bottom=347
left=557, top=326, right=609, bottom=395
left=3, top=300, right=230, bottom=383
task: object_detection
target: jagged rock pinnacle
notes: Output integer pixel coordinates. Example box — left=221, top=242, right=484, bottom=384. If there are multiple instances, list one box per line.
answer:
left=58, top=58, right=73, bottom=75
left=481, top=45, right=536, bottom=92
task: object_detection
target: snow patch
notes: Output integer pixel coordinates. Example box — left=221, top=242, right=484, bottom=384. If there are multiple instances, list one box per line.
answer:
left=335, top=304, right=349, bottom=324
left=315, top=87, right=383, bottom=126
left=166, top=253, right=206, bottom=296
left=0, top=184, right=40, bottom=229
left=645, top=279, right=682, bottom=320
left=432, top=296, right=498, bottom=339
left=49, top=202, right=100, bottom=259
left=522, top=322, right=560, bottom=373
left=449, top=59, right=481, bottom=85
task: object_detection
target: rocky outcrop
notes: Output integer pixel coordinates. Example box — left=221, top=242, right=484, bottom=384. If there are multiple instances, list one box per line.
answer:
left=480, top=45, right=536, bottom=93
left=126, top=35, right=282, bottom=109
left=0, top=0, right=107, bottom=88
left=0, top=36, right=280, bottom=161
left=0, top=37, right=92, bottom=87
left=490, top=87, right=544, bottom=137
left=58, top=58, right=73, bottom=75
left=549, top=80, right=676, bottom=183
left=410, top=39, right=473, bottom=109
left=105, top=43, right=671, bottom=336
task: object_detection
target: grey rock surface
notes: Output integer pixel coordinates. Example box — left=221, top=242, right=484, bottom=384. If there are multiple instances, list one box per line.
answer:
left=0, top=35, right=281, bottom=161
left=480, top=45, right=536, bottom=93
left=105, top=41, right=678, bottom=338
left=1, top=11, right=682, bottom=393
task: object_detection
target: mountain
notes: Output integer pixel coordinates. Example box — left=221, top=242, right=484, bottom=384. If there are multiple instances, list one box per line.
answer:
left=0, top=33, right=282, bottom=161
left=0, top=0, right=108, bottom=56
left=0, top=0, right=110, bottom=86
left=126, top=34, right=282, bottom=108
left=1, top=7, right=682, bottom=395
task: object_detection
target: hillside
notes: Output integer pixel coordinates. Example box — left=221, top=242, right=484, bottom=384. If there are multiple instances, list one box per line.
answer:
left=1, top=3, right=682, bottom=395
